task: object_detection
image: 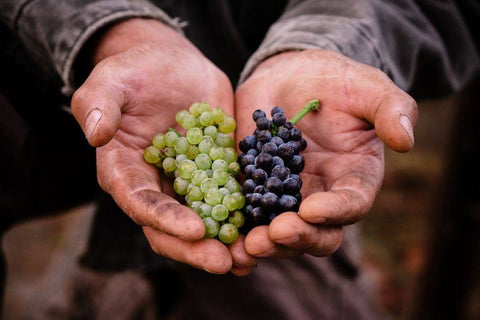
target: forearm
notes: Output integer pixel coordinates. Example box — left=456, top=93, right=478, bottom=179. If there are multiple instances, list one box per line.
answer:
left=241, top=0, right=480, bottom=99
left=0, top=0, right=184, bottom=94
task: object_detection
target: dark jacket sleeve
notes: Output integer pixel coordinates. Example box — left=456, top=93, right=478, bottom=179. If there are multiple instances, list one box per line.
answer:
left=0, top=0, right=183, bottom=95
left=240, top=0, right=480, bottom=99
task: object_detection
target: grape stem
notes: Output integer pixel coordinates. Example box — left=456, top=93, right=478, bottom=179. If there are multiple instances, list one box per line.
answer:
left=289, top=99, right=320, bottom=124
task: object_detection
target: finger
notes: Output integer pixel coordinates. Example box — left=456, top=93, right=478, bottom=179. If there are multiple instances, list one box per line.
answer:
left=229, top=235, right=258, bottom=268
left=369, top=91, right=418, bottom=152
left=299, top=188, right=372, bottom=226
left=231, top=266, right=254, bottom=277
left=144, top=227, right=232, bottom=274
left=71, top=63, right=123, bottom=147
left=269, top=212, right=344, bottom=257
left=98, top=146, right=205, bottom=240
left=300, top=149, right=382, bottom=226
left=244, top=226, right=302, bottom=258
left=348, top=69, right=418, bottom=153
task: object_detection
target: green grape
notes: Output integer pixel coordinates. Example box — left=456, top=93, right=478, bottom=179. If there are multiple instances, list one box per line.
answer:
left=229, top=211, right=245, bottom=228
left=191, top=170, right=208, bottom=186
left=209, top=147, right=224, bottom=160
left=199, top=111, right=214, bottom=126
left=198, top=203, right=213, bottom=218
left=198, top=102, right=212, bottom=114
left=180, top=114, right=196, bottom=129
left=203, top=217, right=219, bottom=238
left=202, top=135, right=214, bottom=144
left=144, top=146, right=161, bottom=164
left=198, top=139, right=213, bottom=154
left=152, top=134, right=166, bottom=149
left=223, top=148, right=237, bottom=164
left=204, top=189, right=223, bottom=206
left=175, top=110, right=189, bottom=124
left=164, top=147, right=176, bottom=158
left=190, top=201, right=203, bottom=212
left=186, top=183, right=195, bottom=194
left=162, top=157, right=176, bottom=172
left=211, top=204, right=229, bottom=221
left=212, top=107, right=226, bottom=124
left=228, top=162, right=240, bottom=175
left=215, top=133, right=234, bottom=148
left=200, top=178, right=218, bottom=193
left=224, top=178, right=241, bottom=193
left=164, top=131, right=178, bottom=147
left=174, top=137, right=189, bottom=154
left=218, top=116, right=236, bottom=133
left=232, top=192, right=245, bottom=209
left=175, top=154, right=188, bottom=165
left=186, top=145, right=200, bottom=159
left=195, top=153, right=212, bottom=170
left=203, top=126, right=217, bottom=139
left=173, top=177, right=189, bottom=195
left=222, top=194, right=238, bottom=211
left=186, top=127, right=203, bottom=145
left=218, top=187, right=230, bottom=198
left=188, top=185, right=203, bottom=201
left=212, top=159, right=228, bottom=172
left=195, top=117, right=203, bottom=128
left=213, top=169, right=229, bottom=186
left=185, top=195, right=192, bottom=206
left=189, top=102, right=204, bottom=116
left=178, top=160, right=197, bottom=179
left=205, top=169, right=213, bottom=178
left=154, top=160, right=163, bottom=168
left=174, top=169, right=180, bottom=178
left=218, top=223, right=239, bottom=244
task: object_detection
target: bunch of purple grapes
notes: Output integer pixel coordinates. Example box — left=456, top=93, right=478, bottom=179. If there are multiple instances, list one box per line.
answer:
left=238, top=101, right=318, bottom=229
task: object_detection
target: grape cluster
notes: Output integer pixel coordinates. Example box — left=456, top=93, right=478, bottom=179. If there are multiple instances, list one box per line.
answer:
left=238, top=101, right=318, bottom=229
left=144, top=102, right=245, bottom=244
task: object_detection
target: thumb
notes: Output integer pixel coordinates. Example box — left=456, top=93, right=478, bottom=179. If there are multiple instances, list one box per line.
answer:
left=362, top=91, right=418, bottom=153
left=71, top=77, right=123, bottom=147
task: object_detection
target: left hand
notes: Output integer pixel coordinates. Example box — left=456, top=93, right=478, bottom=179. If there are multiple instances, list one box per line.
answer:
left=235, top=50, right=418, bottom=258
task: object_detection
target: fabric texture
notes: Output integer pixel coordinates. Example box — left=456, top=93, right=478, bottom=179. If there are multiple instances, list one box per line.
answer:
left=0, top=0, right=185, bottom=95
left=240, top=0, right=480, bottom=99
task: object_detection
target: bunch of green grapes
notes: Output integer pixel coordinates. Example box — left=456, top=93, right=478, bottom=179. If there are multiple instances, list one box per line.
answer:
left=143, top=102, right=245, bottom=244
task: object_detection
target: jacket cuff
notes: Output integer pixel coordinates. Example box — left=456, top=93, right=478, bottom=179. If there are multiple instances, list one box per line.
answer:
left=239, top=15, right=386, bottom=85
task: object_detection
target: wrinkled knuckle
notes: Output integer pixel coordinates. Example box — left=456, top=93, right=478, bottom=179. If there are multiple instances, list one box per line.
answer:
left=71, top=88, right=88, bottom=113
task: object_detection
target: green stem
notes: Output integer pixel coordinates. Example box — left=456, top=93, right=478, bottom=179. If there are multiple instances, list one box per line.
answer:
left=167, top=127, right=181, bottom=137
left=289, top=99, right=320, bottom=124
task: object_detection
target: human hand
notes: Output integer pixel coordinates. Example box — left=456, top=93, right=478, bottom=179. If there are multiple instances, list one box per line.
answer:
left=71, top=19, right=256, bottom=275
left=235, top=50, right=417, bottom=258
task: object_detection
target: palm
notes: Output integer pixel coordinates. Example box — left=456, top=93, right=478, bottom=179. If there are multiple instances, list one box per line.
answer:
left=236, top=50, right=416, bottom=257
left=91, top=42, right=234, bottom=206
left=236, top=51, right=384, bottom=209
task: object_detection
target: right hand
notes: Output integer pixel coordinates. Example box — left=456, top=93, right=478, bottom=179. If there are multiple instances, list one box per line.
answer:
left=71, top=19, right=257, bottom=275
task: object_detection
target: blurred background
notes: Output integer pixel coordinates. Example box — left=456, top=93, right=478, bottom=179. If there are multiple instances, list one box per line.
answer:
left=2, top=88, right=479, bottom=319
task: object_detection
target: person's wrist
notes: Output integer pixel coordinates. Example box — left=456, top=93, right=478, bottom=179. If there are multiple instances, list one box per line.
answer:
left=92, top=18, right=196, bottom=65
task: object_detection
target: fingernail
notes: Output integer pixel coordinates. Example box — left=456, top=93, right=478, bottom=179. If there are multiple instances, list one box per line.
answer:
left=85, top=108, right=102, bottom=140
left=276, top=235, right=300, bottom=245
left=399, top=114, right=414, bottom=145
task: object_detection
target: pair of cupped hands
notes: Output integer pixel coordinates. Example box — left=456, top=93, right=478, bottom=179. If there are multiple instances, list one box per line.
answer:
left=71, top=19, right=417, bottom=276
